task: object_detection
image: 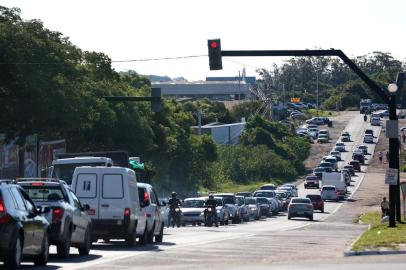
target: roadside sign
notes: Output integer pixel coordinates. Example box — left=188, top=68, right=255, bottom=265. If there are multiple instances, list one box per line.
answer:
left=290, top=98, right=300, bottom=103
left=386, top=120, right=399, bottom=138
left=385, top=168, right=398, bottom=185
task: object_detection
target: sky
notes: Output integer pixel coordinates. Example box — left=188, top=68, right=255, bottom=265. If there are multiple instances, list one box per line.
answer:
left=1, top=0, right=405, bottom=81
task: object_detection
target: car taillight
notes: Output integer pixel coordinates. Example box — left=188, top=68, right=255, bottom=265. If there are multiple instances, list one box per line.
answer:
left=0, top=198, right=10, bottom=224
left=306, top=205, right=313, bottom=209
left=52, top=207, right=64, bottom=222
left=124, top=208, right=131, bottom=218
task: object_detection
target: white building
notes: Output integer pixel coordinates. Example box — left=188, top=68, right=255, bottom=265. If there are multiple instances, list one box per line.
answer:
left=192, top=122, right=246, bottom=145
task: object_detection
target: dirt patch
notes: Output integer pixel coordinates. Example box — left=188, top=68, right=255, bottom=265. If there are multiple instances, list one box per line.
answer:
left=304, top=111, right=355, bottom=172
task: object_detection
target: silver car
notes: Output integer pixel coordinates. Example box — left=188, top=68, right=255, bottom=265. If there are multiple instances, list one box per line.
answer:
left=320, top=185, right=339, bottom=202
left=288, top=197, right=314, bottom=221
left=180, top=198, right=206, bottom=225
left=235, top=196, right=250, bottom=222
left=213, top=193, right=240, bottom=224
left=244, top=197, right=260, bottom=220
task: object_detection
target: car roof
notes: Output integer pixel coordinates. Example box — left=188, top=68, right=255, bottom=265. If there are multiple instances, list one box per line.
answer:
left=137, top=182, right=152, bottom=188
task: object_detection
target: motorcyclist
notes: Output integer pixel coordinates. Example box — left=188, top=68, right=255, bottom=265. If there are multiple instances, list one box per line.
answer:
left=364, top=114, right=367, bottom=122
left=168, top=192, right=181, bottom=227
left=204, top=194, right=218, bottom=227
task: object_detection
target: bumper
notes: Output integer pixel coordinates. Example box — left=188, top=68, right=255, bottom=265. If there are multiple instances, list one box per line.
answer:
left=182, top=215, right=205, bottom=223
left=289, top=210, right=313, bottom=218
left=91, top=219, right=133, bottom=239
left=305, top=182, right=319, bottom=188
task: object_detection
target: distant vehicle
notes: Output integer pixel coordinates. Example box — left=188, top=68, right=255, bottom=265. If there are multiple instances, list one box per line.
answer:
left=371, top=117, right=381, bottom=126
left=244, top=197, right=260, bottom=220
left=341, top=133, right=351, bottom=142
left=235, top=192, right=252, bottom=197
left=400, top=127, right=406, bottom=132
left=291, top=112, right=306, bottom=120
left=180, top=198, right=205, bottom=226
left=307, top=128, right=319, bottom=139
left=210, top=197, right=230, bottom=225
left=213, top=193, right=240, bottom=224
left=0, top=180, right=50, bottom=269
left=318, top=129, right=330, bottom=139
left=363, top=134, right=374, bottom=143
left=235, top=196, right=250, bottom=222
left=364, top=129, right=374, bottom=136
left=343, top=164, right=355, bottom=176
left=324, top=156, right=338, bottom=171
left=258, top=184, right=277, bottom=191
left=357, top=145, right=368, bottom=155
left=306, top=117, right=325, bottom=125
left=306, top=124, right=318, bottom=129
left=18, top=178, right=92, bottom=258
left=335, top=142, right=346, bottom=152
left=317, top=134, right=329, bottom=143
left=252, top=190, right=279, bottom=215
left=320, top=185, right=339, bottom=202
left=71, top=167, right=154, bottom=246
left=352, top=152, right=365, bottom=164
left=275, top=191, right=289, bottom=211
left=360, top=98, right=372, bottom=114
left=288, top=198, right=314, bottom=221
left=319, top=161, right=334, bottom=172
left=341, top=169, right=351, bottom=186
left=279, top=184, right=298, bottom=197
left=330, top=151, right=342, bottom=161
left=306, top=194, right=324, bottom=213
left=313, top=167, right=332, bottom=179
left=304, top=175, right=319, bottom=189
left=255, top=197, right=271, bottom=217
left=349, top=160, right=361, bottom=172
left=322, top=172, right=347, bottom=199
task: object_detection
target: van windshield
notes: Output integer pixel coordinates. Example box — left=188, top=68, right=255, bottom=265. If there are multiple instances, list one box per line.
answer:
left=52, top=162, right=106, bottom=184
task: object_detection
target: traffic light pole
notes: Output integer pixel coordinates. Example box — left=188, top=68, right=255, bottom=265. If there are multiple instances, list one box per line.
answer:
left=211, top=45, right=403, bottom=226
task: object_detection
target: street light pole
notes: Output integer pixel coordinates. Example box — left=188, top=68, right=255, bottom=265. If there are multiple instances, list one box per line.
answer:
left=388, top=83, right=399, bottom=227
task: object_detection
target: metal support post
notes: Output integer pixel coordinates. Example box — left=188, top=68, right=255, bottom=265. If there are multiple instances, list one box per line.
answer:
left=389, top=94, right=398, bottom=227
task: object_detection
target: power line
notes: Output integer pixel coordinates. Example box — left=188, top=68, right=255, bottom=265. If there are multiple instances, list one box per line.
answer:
left=0, top=54, right=207, bottom=65
left=223, top=57, right=262, bottom=70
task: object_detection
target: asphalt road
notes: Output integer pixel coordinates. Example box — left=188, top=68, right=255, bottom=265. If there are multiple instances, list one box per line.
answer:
left=13, top=112, right=403, bottom=270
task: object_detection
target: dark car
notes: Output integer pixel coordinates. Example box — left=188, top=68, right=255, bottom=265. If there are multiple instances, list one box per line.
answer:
left=0, top=180, right=50, bottom=269
left=288, top=198, right=314, bottom=221
left=343, top=165, right=355, bottom=176
left=304, top=175, right=319, bottom=189
left=349, top=160, right=361, bottom=172
left=306, top=194, right=324, bottom=213
left=17, top=178, right=92, bottom=258
left=255, top=197, right=271, bottom=217
left=352, top=153, right=365, bottom=165
left=258, top=184, right=277, bottom=191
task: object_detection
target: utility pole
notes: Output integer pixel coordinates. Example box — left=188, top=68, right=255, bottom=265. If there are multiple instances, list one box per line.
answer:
left=316, top=69, right=319, bottom=111
left=197, top=109, right=202, bottom=135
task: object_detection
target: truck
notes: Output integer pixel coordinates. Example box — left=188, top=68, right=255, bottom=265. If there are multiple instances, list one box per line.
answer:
left=50, top=151, right=130, bottom=185
left=360, top=99, right=372, bottom=114
left=321, top=172, right=347, bottom=199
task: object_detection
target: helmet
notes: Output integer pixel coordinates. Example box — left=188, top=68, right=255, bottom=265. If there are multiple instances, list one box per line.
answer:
left=209, top=194, right=214, bottom=199
left=171, top=192, right=177, bottom=198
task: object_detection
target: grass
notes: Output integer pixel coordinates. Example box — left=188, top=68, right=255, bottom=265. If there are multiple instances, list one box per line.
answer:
left=307, top=109, right=338, bottom=117
left=352, top=211, right=406, bottom=251
left=198, top=180, right=283, bottom=195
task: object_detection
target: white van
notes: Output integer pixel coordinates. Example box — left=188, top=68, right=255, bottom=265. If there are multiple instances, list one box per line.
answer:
left=71, top=166, right=151, bottom=246
left=321, top=172, right=347, bottom=199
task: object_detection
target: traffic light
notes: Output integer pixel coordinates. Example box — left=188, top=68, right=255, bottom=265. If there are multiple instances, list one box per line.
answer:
left=208, top=39, right=222, bottom=70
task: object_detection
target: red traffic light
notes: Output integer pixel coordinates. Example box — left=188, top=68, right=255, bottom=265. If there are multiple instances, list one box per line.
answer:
left=210, top=41, right=218, bottom=49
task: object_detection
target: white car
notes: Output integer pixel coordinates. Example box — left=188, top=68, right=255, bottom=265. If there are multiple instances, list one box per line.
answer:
left=371, top=117, right=381, bottom=126
left=335, top=142, right=346, bottom=152
left=306, top=117, right=325, bottom=125
left=318, top=129, right=330, bottom=139
left=330, top=151, right=341, bottom=161
left=363, top=134, right=374, bottom=143
left=320, top=185, right=339, bottom=202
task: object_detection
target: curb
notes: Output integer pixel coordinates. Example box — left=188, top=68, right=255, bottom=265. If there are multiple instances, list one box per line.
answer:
left=344, top=249, right=406, bottom=256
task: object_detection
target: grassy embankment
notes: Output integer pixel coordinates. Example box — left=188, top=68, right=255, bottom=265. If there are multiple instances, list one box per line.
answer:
left=352, top=211, right=406, bottom=251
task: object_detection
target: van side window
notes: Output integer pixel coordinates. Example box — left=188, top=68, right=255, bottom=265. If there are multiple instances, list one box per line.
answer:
left=10, top=187, right=27, bottom=211
left=150, top=189, right=157, bottom=204
left=102, top=174, right=124, bottom=199
left=151, top=189, right=159, bottom=205
left=75, top=173, right=97, bottom=199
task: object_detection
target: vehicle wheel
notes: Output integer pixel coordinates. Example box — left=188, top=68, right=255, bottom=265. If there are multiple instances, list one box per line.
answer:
left=255, top=214, right=259, bottom=221
left=224, top=219, right=229, bottom=225
left=155, top=223, right=164, bottom=243
left=192, top=223, right=196, bottom=226
left=288, top=214, right=291, bottom=220
left=309, top=216, right=314, bottom=221
left=4, top=232, right=22, bottom=270
left=321, top=208, right=324, bottom=213
left=78, top=227, right=92, bottom=255
left=124, top=224, right=137, bottom=247
left=220, top=220, right=224, bottom=225
left=33, top=232, right=49, bottom=266
left=139, top=226, right=148, bottom=246
left=147, top=224, right=155, bottom=244
left=57, top=228, right=71, bottom=258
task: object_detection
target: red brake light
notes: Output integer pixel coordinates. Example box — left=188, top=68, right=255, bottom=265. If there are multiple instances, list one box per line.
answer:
left=0, top=198, right=10, bottom=224
left=124, top=208, right=131, bottom=217
left=52, top=208, right=64, bottom=222
left=31, top=182, right=44, bottom=186
left=144, top=191, right=149, bottom=202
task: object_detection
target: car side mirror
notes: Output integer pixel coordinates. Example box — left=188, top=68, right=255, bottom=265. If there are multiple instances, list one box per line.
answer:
left=82, top=204, right=90, bottom=211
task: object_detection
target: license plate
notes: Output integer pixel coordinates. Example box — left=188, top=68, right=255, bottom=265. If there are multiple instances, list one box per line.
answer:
left=298, top=211, right=304, bottom=215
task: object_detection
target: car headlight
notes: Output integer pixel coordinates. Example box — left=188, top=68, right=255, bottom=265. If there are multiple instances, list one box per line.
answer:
left=250, top=207, right=257, bottom=210
left=216, top=210, right=220, bottom=213
left=229, top=214, right=233, bottom=217
left=200, top=212, right=205, bottom=216
left=208, top=208, right=212, bottom=212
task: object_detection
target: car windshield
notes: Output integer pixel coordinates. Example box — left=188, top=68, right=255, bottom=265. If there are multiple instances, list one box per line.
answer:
left=256, top=198, right=268, bottom=204
left=306, top=195, right=322, bottom=201
left=291, top=198, right=311, bottom=204
left=21, top=184, right=66, bottom=201
left=323, top=186, right=336, bottom=191
left=275, top=192, right=287, bottom=198
left=214, top=198, right=223, bottom=206
left=336, top=143, right=344, bottom=146
left=219, top=196, right=234, bottom=204
left=183, top=200, right=205, bottom=208
left=245, top=198, right=256, bottom=204
left=254, top=191, right=274, bottom=198
left=260, top=185, right=276, bottom=190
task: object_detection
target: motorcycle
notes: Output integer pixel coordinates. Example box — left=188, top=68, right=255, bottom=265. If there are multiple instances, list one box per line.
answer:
left=364, top=115, right=367, bottom=122
left=170, top=207, right=182, bottom=228
left=204, top=207, right=218, bottom=227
